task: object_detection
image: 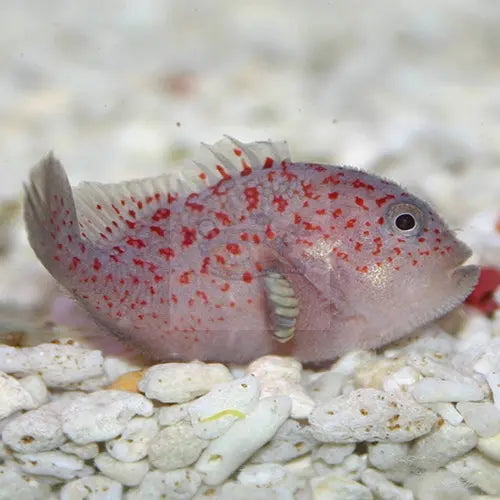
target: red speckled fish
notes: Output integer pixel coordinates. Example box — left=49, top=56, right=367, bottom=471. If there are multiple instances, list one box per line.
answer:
left=23, top=137, right=479, bottom=363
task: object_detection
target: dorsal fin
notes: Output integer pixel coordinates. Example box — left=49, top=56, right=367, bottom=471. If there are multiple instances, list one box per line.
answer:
left=72, top=137, right=290, bottom=246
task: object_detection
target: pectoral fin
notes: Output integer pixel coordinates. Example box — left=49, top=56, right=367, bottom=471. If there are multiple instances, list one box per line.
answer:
left=264, top=272, right=299, bottom=343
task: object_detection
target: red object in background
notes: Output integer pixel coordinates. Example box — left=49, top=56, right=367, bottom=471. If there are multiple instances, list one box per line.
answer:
left=465, top=267, right=500, bottom=316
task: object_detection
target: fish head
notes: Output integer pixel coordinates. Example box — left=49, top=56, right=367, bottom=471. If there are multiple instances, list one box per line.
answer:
left=294, top=168, right=480, bottom=350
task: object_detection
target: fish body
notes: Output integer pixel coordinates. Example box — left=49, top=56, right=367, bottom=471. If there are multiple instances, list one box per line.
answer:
left=23, top=138, right=479, bottom=363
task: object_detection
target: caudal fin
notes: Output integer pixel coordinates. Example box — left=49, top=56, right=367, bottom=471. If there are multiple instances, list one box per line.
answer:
left=23, top=154, right=83, bottom=286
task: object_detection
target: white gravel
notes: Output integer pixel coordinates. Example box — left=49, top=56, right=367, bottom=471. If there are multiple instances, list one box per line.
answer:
left=0, top=0, right=499, bottom=498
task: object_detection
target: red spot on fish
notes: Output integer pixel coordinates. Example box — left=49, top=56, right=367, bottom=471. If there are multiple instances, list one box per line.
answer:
left=70, top=257, right=81, bottom=270
left=181, top=226, right=197, bottom=247
left=233, top=148, right=242, bottom=156
left=185, top=194, right=204, bottom=212
left=375, top=194, right=395, bottom=207
left=96, top=204, right=102, bottom=210
left=128, top=210, right=136, bottom=218
left=332, top=208, right=343, bottom=218
left=328, top=192, right=339, bottom=200
left=216, top=165, right=232, bottom=180
left=152, top=208, right=171, bottom=222
left=196, top=290, right=208, bottom=304
left=265, top=225, right=275, bottom=239
left=205, top=227, right=220, bottom=240
left=393, top=247, right=402, bottom=255
left=263, top=157, right=274, bottom=169
left=240, top=159, right=252, bottom=176
left=322, top=174, right=342, bottom=185
left=215, top=254, right=226, bottom=265
left=150, top=226, right=165, bottom=237
left=377, top=217, right=384, bottom=225
left=355, top=242, right=363, bottom=251
left=294, top=213, right=302, bottom=224
left=240, top=232, right=249, bottom=241
left=93, top=258, right=102, bottom=271
left=244, top=186, right=259, bottom=211
left=242, top=272, right=253, bottom=283
left=199, top=172, right=207, bottom=181
left=355, top=196, right=369, bottom=210
left=126, top=220, right=136, bottom=229
left=356, top=265, right=368, bottom=273
left=226, top=243, right=241, bottom=255
left=301, top=181, right=320, bottom=200
left=200, top=256, right=210, bottom=274
left=137, top=200, right=143, bottom=209
left=316, top=209, right=326, bottom=215
left=253, top=234, right=261, bottom=244
left=345, top=218, right=357, bottom=228
left=304, top=221, right=322, bottom=231
left=126, top=237, right=146, bottom=249
left=215, top=212, right=232, bottom=226
left=221, top=282, right=230, bottom=292
left=272, top=195, right=288, bottom=213
left=418, top=237, right=426, bottom=243
left=179, top=271, right=193, bottom=284
left=352, top=179, right=375, bottom=191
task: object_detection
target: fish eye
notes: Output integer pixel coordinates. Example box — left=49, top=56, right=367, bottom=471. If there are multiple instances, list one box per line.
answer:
left=387, top=202, right=424, bottom=236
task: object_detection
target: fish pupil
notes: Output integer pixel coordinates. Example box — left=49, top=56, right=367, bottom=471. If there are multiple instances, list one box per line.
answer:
left=395, top=213, right=416, bottom=231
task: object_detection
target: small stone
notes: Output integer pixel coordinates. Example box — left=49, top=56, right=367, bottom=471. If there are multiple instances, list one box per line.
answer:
left=412, top=377, right=484, bottom=403
left=426, top=402, right=463, bottom=425
left=309, top=388, right=437, bottom=443
left=94, top=452, right=149, bottom=486
left=409, top=422, right=477, bottom=470
left=237, top=463, right=301, bottom=493
left=126, top=469, right=201, bottom=500
left=313, top=443, right=355, bottom=465
left=307, top=371, right=346, bottom=404
left=248, top=356, right=314, bottom=419
left=354, top=358, right=406, bottom=390
left=251, top=419, right=317, bottom=464
left=60, top=442, right=99, bottom=460
left=486, top=371, right=500, bottom=410
left=24, top=343, right=104, bottom=387
left=0, top=371, right=36, bottom=419
left=148, top=422, right=207, bottom=471
left=361, top=468, right=413, bottom=500
left=217, top=482, right=294, bottom=500
left=138, top=361, right=232, bottom=403
left=0, top=345, right=31, bottom=373
left=447, top=451, right=500, bottom=495
left=157, top=403, right=190, bottom=426
left=478, top=432, right=500, bottom=462
left=367, top=442, right=409, bottom=471
left=195, top=396, right=291, bottom=485
left=61, top=390, right=153, bottom=444
left=14, top=450, right=87, bottom=480
left=0, top=464, right=51, bottom=500
left=2, top=402, right=66, bottom=453
left=106, top=416, right=159, bottom=462
left=404, top=470, right=469, bottom=500
left=456, top=401, right=500, bottom=437
left=18, top=374, right=49, bottom=406
left=60, top=475, right=122, bottom=500
left=330, top=350, right=375, bottom=377
left=188, top=374, right=260, bottom=439
left=313, top=453, right=368, bottom=482
left=310, top=474, right=373, bottom=500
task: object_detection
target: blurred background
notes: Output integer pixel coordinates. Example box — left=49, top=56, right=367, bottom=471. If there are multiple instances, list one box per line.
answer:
left=0, top=0, right=499, bottom=316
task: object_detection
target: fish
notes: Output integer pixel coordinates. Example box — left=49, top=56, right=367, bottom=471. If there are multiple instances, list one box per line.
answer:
left=23, top=137, right=479, bottom=364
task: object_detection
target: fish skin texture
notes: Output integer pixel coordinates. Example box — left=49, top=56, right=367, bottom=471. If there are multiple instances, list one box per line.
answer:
left=23, top=137, right=479, bottom=363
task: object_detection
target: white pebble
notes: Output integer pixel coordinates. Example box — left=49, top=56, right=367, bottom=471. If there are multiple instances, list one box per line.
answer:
left=94, top=452, right=149, bottom=486
left=447, top=451, right=500, bottom=495
left=106, top=416, right=158, bottom=462
left=456, top=401, right=500, bottom=437
left=409, top=422, right=477, bottom=470
left=313, top=443, right=356, bottom=465
left=238, top=463, right=301, bottom=493
left=148, top=422, right=207, bottom=470
left=126, top=469, right=201, bottom=500
left=103, top=356, right=142, bottom=382
left=427, top=402, right=464, bottom=425
left=61, top=390, right=153, bottom=444
left=60, top=442, right=99, bottom=460
left=313, top=453, right=368, bottom=482
left=367, top=442, right=410, bottom=472
left=60, top=475, right=122, bottom=500
left=188, top=374, right=260, bottom=439
left=18, top=374, right=49, bottom=406
left=14, top=450, right=87, bottom=480
left=2, top=403, right=65, bottom=452
left=412, top=377, right=484, bottom=403
left=195, top=396, right=291, bottom=485
left=478, top=432, right=500, bottom=462
left=0, top=464, right=52, bottom=500
left=138, top=361, right=232, bottom=403
left=0, top=371, right=36, bottom=419
left=404, top=470, right=470, bottom=500
left=307, top=371, right=346, bottom=404
left=248, top=356, right=314, bottom=419
left=309, top=388, right=437, bottom=443
left=330, top=350, right=375, bottom=377
left=0, top=345, right=31, bottom=373
left=157, top=403, right=190, bottom=426
left=486, top=371, right=500, bottom=409
left=24, top=343, right=104, bottom=387
left=217, top=482, right=294, bottom=500
left=251, top=419, right=317, bottom=463
left=310, top=474, right=373, bottom=500
left=361, top=468, right=413, bottom=500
